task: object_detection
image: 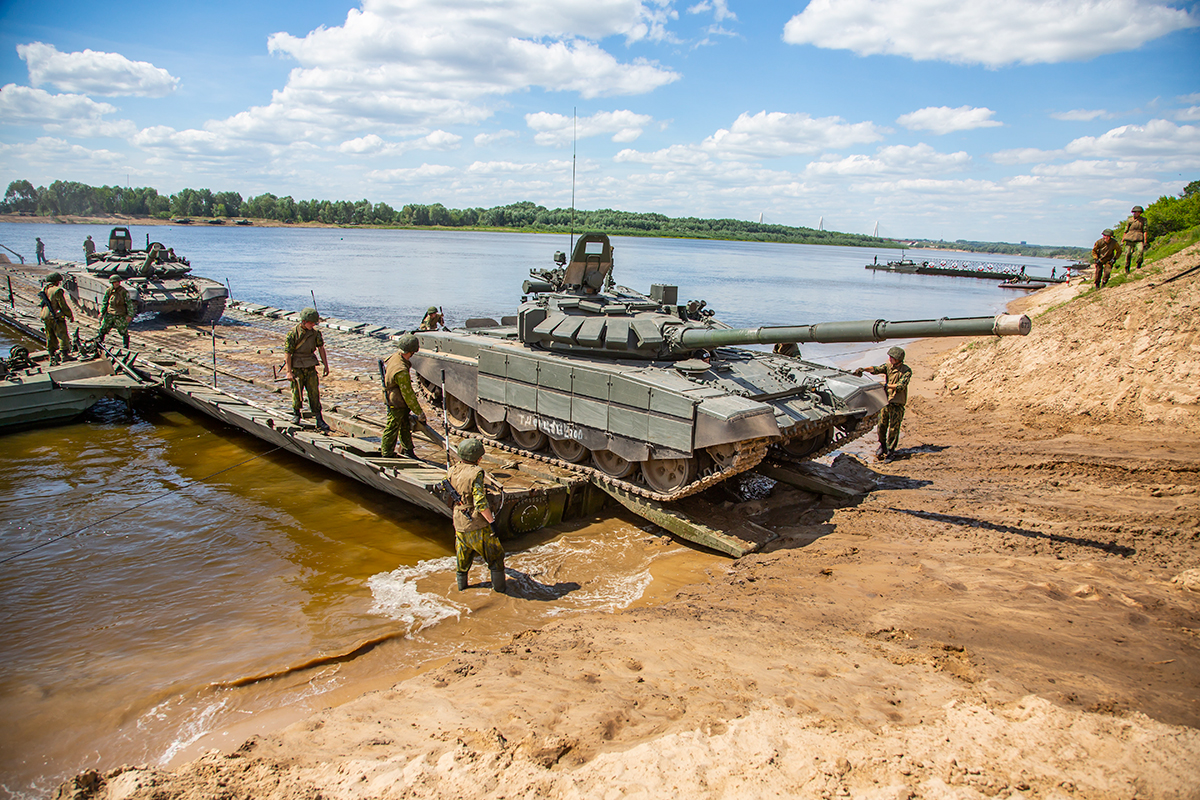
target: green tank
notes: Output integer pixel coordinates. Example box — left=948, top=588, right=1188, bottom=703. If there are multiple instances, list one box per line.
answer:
left=410, top=233, right=1030, bottom=501
left=64, top=227, right=228, bottom=323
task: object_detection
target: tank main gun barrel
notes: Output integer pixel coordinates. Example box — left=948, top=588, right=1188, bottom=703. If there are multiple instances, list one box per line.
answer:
left=677, top=314, right=1030, bottom=349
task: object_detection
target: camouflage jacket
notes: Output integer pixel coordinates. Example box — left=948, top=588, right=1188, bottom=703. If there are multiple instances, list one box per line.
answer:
left=864, top=361, right=912, bottom=406
left=1122, top=215, right=1148, bottom=243
left=383, top=351, right=422, bottom=414
left=1092, top=237, right=1121, bottom=265
left=285, top=324, right=324, bottom=369
left=39, top=284, right=74, bottom=323
left=102, top=285, right=132, bottom=318
left=448, top=463, right=490, bottom=532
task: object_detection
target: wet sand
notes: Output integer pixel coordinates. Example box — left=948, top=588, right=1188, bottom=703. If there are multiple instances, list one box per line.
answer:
left=55, top=246, right=1200, bottom=799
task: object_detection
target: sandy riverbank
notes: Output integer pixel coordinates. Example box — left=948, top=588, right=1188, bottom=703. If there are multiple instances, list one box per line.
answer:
left=57, top=248, right=1200, bottom=800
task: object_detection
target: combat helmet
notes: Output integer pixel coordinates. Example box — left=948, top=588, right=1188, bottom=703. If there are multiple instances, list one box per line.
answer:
left=109, top=274, right=122, bottom=283
left=1132, top=205, right=1144, bottom=213
left=396, top=333, right=420, bottom=353
left=1103, top=229, right=1114, bottom=236
left=426, top=306, right=439, bottom=315
left=300, top=307, right=319, bottom=323
left=45, top=271, right=62, bottom=283
left=887, top=346, right=905, bottom=362
left=457, top=438, right=484, bottom=463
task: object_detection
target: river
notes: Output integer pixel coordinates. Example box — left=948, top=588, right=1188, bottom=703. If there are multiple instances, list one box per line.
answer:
left=0, top=224, right=1064, bottom=798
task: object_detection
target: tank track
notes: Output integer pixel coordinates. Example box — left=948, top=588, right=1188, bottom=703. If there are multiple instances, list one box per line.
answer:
left=193, top=298, right=227, bottom=324
left=416, top=380, right=772, bottom=502
left=769, top=411, right=882, bottom=467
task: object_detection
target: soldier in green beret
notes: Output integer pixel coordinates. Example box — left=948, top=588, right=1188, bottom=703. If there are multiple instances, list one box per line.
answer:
left=418, top=306, right=444, bottom=331
left=97, top=274, right=135, bottom=348
left=447, top=438, right=506, bottom=594
left=381, top=334, right=425, bottom=459
left=285, top=307, right=331, bottom=431
left=1092, top=229, right=1122, bottom=288
left=1122, top=205, right=1149, bottom=273
left=855, top=345, right=912, bottom=461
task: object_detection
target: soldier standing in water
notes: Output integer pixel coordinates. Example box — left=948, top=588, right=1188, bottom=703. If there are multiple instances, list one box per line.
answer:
left=448, top=438, right=506, bottom=594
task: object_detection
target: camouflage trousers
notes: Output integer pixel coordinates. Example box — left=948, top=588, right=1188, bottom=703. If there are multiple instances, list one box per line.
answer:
left=878, top=403, right=905, bottom=452
left=291, top=366, right=321, bottom=414
left=98, top=313, right=133, bottom=344
left=43, top=318, right=70, bottom=355
left=455, top=524, right=505, bottom=573
left=1123, top=241, right=1144, bottom=272
left=1094, top=260, right=1115, bottom=287
left=381, top=405, right=414, bottom=456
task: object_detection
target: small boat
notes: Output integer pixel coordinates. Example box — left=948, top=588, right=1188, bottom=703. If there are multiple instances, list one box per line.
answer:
left=0, top=348, right=151, bottom=431
left=998, top=280, right=1047, bottom=290
left=235, top=219, right=253, bottom=226
left=172, top=218, right=192, bottom=224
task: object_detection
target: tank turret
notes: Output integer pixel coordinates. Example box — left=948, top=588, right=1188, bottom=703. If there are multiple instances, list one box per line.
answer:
left=411, top=233, right=1031, bottom=500
left=66, top=227, right=227, bottom=324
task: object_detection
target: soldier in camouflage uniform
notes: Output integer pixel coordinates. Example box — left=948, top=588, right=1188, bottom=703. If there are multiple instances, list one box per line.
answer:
left=418, top=306, right=444, bottom=331
left=381, top=333, right=425, bottom=459
left=285, top=307, right=331, bottom=431
left=83, top=235, right=96, bottom=261
left=97, top=275, right=134, bottom=348
left=855, top=345, right=912, bottom=461
left=448, top=438, right=506, bottom=594
left=38, top=272, right=75, bottom=364
left=1092, top=229, right=1121, bottom=288
left=1122, top=206, right=1149, bottom=273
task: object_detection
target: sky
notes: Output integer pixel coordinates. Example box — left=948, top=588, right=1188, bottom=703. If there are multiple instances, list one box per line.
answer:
left=1, top=0, right=1197, bottom=246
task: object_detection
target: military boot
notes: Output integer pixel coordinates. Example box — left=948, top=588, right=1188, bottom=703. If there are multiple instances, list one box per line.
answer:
left=314, top=415, right=331, bottom=432
left=122, top=333, right=130, bottom=348
left=490, top=567, right=507, bottom=594
left=289, top=409, right=301, bottom=424
left=456, top=571, right=469, bottom=591
left=400, top=448, right=416, bottom=460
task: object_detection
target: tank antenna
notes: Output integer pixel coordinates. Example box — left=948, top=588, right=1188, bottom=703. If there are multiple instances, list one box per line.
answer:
left=569, top=107, right=577, bottom=255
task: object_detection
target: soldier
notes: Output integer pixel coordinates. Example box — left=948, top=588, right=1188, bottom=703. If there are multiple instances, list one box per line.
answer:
left=448, top=438, right=506, bottom=594
left=83, top=235, right=96, bottom=261
left=38, top=272, right=75, bottom=364
left=284, top=307, right=331, bottom=431
left=35, top=237, right=47, bottom=265
left=1122, top=205, right=1149, bottom=273
left=381, top=334, right=426, bottom=459
left=97, top=274, right=134, bottom=348
left=418, top=306, right=444, bottom=331
left=854, top=345, right=912, bottom=461
left=1092, top=229, right=1122, bottom=288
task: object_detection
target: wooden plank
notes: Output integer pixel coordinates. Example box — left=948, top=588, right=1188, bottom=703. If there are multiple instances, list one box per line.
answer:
left=595, top=483, right=767, bottom=558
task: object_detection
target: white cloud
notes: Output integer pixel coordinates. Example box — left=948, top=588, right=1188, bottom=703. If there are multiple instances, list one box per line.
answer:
left=0, top=136, right=123, bottom=169
left=1063, top=119, right=1200, bottom=159
left=897, top=106, right=1001, bottom=135
left=687, top=1, right=735, bottom=22
left=1050, top=109, right=1115, bottom=122
left=1177, top=107, right=1200, bottom=122
left=475, top=130, right=519, bottom=147
left=526, top=110, right=656, bottom=146
left=1178, top=93, right=1200, bottom=104
left=805, top=143, right=971, bottom=176
left=0, top=83, right=136, bottom=137
left=367, top=163, right=458, bottom=182
left=338, top=131, right=462, bottom=155
left=17, top=42, right=178, bottom=97
left=703, top=111, right=886, bottom=159
left=466, top=159, right=573, bottom=175
left=615, top=143, right=712, bottom=166
left=782, top=0, right=1198, bottom=67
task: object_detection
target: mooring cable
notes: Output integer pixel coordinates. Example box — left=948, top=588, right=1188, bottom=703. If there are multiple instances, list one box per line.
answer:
left=0, top=442, right=289, bottom=566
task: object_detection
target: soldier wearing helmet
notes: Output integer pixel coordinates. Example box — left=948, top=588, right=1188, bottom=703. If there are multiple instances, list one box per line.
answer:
left=97, top=274, right=134, bottom=348
left=447, top=437, right=506, bottom=594
left=1121, top=205, right=1149, bottom=273
left=380, top=333, right=425, bottom=459
left=1091, top=229, right=1122, bottom=288
left=853, top=345, right=912, bottom=461
left=38, top=271, right=75, bottom=364
left=418, top=306, right=445, bottom=331
left=285, top=307, right=331, bottom=431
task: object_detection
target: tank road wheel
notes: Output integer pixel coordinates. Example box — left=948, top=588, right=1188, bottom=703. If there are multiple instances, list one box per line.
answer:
left=444, top=394, right=476, bottom=432
left=510, top=427, right=547, bottom=451
left=476, top=416, right=509, bottom=440
left=548, top=437, right=588, bottom=463
left=592, top=449, right=636, bottom=479
left=705, top=443, right=739, bottom=469
left=640, top=457, right=696, bottom=495
left=780, top=429, right=833, bottom=459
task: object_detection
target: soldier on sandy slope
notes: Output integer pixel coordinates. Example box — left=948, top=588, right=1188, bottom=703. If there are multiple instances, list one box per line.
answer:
left=418, top=306, right=444, bottom=331
left=447, top=438, right=506, bottom=594
left=381, top=333, right=425, bottom=459
left=1122, top=205, right=1149, bottom=273
left=38, top=272, right=75, bottom=364
left=1092, top=229, right=1122, bottom=288
left=285, top=307, right=331, bottom=431
left=97, top=275, right=135, bottom=348
left=855, top=345, right=912, bottom=461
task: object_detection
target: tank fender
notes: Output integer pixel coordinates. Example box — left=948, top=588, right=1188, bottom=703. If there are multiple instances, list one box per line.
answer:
left=198, top=286, right=227, bottom=301
left=694, top=396, right=780, bottom=449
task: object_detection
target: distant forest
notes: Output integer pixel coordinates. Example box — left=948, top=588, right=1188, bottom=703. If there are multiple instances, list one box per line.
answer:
left=3, top=178, right=1088, bottom=258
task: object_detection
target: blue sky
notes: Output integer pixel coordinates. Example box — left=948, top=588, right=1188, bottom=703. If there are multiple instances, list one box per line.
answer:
left=1, top=0, right=1197, bottom=246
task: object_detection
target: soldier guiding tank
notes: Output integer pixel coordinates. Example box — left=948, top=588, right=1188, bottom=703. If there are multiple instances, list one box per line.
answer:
left=409, top=233, right=1031, bottom=501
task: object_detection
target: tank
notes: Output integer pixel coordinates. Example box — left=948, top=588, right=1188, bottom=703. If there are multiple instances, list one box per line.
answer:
left=64, top=227, right=228, bottom=323
left=410, top=233, right=1031, bottom=501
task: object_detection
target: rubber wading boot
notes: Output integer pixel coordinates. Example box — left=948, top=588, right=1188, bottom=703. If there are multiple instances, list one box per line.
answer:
left=491, top=568, right=506, bottom=594
left=456, top=571, right=469, bottom=591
